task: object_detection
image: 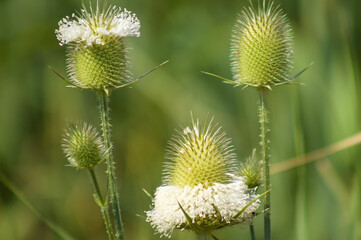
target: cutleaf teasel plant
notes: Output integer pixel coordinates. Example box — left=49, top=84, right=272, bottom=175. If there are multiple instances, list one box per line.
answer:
left=202, top=1, right=310, bottom=239
left=146, top=117, right=267, bottom=239
left=53, top=1, right=167, bottom=239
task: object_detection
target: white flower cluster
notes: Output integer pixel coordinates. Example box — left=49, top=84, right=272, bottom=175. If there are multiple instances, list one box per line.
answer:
left=56, top=6, right=140, bottom=46
left=146, top=176, right=260, bottom=238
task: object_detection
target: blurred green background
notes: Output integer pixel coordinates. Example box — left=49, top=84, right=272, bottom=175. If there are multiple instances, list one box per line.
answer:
left=0, top=0, right=360, bottom=239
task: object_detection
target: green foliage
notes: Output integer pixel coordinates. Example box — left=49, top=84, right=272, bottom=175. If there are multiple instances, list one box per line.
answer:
left=0, top=0, right=360, bottom=239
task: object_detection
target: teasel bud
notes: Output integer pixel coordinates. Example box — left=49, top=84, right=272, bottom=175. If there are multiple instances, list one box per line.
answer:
left=240, top=149, right=262, bottom=190
left=146, top=117, right=261, bottom=237
left=55, top=2, right=140, bottom=93
left=62, top=122, right=106, bottom=169
left=230, top=1, right=293, bottom=88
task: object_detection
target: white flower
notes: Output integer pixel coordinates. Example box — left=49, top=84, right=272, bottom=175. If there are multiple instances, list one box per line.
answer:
left=147, top=118, right=261, bottom=237
left=56, top=4, right=140, bottom=46
left=146, top=176, right=260, bottom=238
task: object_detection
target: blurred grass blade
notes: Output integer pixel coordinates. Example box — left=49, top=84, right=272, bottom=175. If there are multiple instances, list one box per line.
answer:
left=0, top=171, right=75, bottom=240
left=271, top=131, right=361, bottom=174
left=316, top=160, right=349, bottom=208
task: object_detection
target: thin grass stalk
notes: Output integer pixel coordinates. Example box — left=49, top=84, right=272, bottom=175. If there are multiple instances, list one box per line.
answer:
left=271, top=131, right=361, bottom=175
left=88, top=168, right=114, bottom=240
left=98, top=92, right=124, bottom=240
left=0, top=171, right=75, bottom=240
left=258, top=87, right=271, bottom=240
left=292, top=88, right=308, bottom=240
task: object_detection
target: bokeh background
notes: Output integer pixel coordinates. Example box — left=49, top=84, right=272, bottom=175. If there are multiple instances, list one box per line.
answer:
left=0, top=0, right=360, bottom=239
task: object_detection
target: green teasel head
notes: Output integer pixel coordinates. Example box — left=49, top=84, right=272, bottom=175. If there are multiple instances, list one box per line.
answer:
left=163, top=117, right=237, bottom=188
left=55, top=2, right=140, bottom=93
left=62, top=122, right=106, bottom=169
left=230, top=1, right=293, bottom=88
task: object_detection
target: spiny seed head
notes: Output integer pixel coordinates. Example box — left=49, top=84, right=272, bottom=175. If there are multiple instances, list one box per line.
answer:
left=62, top=122, right=106, bottom=169
left=55, top=2, right=140, bottom=92
left=164, top=117, right=237, bottom=188
left=230, top=1, right=293, bottom=88
left=66, top=37, right=128, bottom=91
left=240, top=149, right=262, bottom=189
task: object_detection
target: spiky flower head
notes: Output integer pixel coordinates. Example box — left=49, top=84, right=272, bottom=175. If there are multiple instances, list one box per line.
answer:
left=164, top=118, right=237, bottom=187
left=146, top=118, right=260, bottom=237
left=55, top=2, right=140, bottom=92
left=240, top=149, right=262, bottom=189
left=230, top=1, right=293, bottom=88
left=62, top=122, right=106, bottom=169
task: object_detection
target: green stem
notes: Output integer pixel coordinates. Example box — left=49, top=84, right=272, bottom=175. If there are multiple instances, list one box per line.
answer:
left=98, top=92, right=124, bottom=240
left=197, top=231, right=212, bottom=240
left=259, top=88, right=271, bottom=240
left=88, top=168, right=114, bottom=240
left=250, top=223, right=256, bottom=240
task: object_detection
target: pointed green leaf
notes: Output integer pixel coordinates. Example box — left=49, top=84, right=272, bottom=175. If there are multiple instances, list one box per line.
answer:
left=275, top=62, right=314, bottom=86
left=178, top=201, right=197, bottom=231
left=201, top=71, right=235, bottom=85
left=116, top=60, right=169, bottom=88
left=233, top=190, right=270, bottom=219
left=48, top=66, right=82, bottom=88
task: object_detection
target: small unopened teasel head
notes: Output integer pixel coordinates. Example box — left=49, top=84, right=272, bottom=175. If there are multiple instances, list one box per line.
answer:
left=62, top=122, right=106, bottom=169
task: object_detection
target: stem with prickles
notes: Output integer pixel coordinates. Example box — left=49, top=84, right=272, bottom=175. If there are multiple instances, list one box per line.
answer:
left=250, top=222, right=256, bottom=240
left=259, top=87, right=271, bottom=240
left=98, top=92, right=124, bottom=240
left=88, top=168, right=114, bottom=240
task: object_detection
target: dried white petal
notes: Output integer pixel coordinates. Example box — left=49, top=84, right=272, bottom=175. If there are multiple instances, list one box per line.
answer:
left=146, top=176, right=260, bottom=238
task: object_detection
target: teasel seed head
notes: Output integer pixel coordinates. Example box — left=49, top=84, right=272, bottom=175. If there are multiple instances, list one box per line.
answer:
left=163, top=117, right=237, bottom=188
left=230, top=1, right=293, bottom=88
left=55, top=2, right=140, bottom=93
